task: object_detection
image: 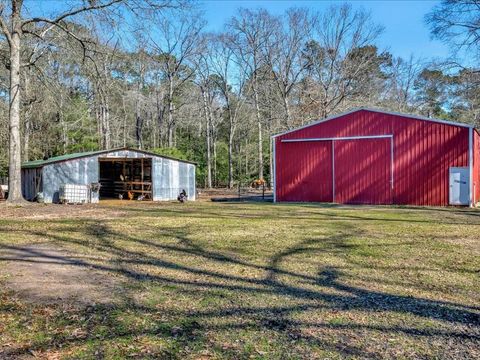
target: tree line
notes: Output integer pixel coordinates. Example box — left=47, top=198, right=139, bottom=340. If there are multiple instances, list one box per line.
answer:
left=0, top=0, right=479, bottom=202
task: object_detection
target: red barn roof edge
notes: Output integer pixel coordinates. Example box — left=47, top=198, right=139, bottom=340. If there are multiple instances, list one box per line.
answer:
left=272, top=107, right=475, bottom=139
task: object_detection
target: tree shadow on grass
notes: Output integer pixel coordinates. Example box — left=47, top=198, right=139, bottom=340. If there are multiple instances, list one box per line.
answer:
left=0, top=217, right=479, bottom=358
left=117, top=202, right=480, bottom=225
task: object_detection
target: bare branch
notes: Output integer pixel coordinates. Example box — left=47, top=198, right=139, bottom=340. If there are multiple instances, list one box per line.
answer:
left=0, top=4, right=12, bottom=47
left=21, top=0, right=124, bottom=27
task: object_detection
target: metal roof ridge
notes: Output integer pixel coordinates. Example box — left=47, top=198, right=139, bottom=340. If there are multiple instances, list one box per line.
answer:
left=22, top=147, right=197, bottom=168
left=22, top=148, right=114, bottom=168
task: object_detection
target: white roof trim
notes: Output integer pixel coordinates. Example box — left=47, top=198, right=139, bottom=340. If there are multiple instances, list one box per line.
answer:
left=272, top=107, right=474, bottom=138
left=281, top=134, right=393, bottom=142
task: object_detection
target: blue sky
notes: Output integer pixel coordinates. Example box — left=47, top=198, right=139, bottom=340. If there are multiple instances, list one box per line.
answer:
left=201, top=0, right=448, bottom=61
left=26, top=0, right=449, bottom=61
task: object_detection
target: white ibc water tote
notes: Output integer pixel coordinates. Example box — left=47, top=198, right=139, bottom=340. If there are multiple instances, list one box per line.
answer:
left=59, top=184, right=90, bottom=204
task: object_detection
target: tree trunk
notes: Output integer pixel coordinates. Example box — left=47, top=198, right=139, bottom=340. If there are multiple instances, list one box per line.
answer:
left=152, top=112, right=157, bottom=148
left=122, top=95, right=128, bottom=147
left=256, top=111, right=263, bottom=179
left=213, top=133, right=217, bottom=187
left=135, top=114, right=143, bottom=149
left=268, top=105, right=274, bottom=189
left=7, top=6, right=25, bottom=203
left=245, top=137, right=248, bottom=178
left=201, top=87, right=212, bottom=188
left=167, top=78, right=175, bottom=147
left=206, top=111, right=212, bottom=188
left=135, top=63, right=145, bottom=149
left=24, top=111, right=30, bottom=161
left=226, top=94, right=236, bottom=189
left=283, top=94, right=291, bottom=127
left=156, top=88, right=164, bottom=148
left=95, top=87, right=110, bottom=150
left=252, top=77, right=263, bottom=180
left=59, top=97, right=68, bottom=153
left=228, top=126, right=234, bottom=189
left=103, top=101, right=111, bottom=149
left=320, top=96, right=328, bottom=119
left=135, top=96, right=143, bottom=149
left=23, top=72, right=31, bottom=161
left=167, top=122, right=174, bottom=148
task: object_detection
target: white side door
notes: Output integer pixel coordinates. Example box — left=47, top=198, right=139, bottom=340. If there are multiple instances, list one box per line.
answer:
left=449, top=167, right=470, bottom=205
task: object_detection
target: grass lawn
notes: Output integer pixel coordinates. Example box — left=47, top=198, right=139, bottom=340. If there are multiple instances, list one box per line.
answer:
left=0, top=200, right=479, bottom=359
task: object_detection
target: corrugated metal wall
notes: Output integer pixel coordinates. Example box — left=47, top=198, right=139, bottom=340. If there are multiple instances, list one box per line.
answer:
left=152, top=157, right=196, bottom=201
left=275, top=110, right=470, bottom=206
left=42, top=156, right=99, bottom=203
left=26, top=149, right=195, bottom=203
left=276, top=141, right=333, bottom=202
left=334, top=138, right=392, bottom=204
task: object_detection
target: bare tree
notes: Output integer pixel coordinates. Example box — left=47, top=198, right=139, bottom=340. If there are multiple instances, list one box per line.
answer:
left=302, top=4, right=384, bottom=119
left=227, top=8, right=276, bottom=181
left=265, top=8, right=313, bottom=128
left=426, top=0, right=480, bottom=60
left=132, top=48, right=148, bottom=149
left=384, top=55, right=423, bottom=111
left=450, top=68, right=480, bottom=127
left=148, top=9, right=205, bottom=147
left=89, top=45, right=118, bottom=150
left=193, top=37, right=215, bottom=188
left=0, top=0, right=176, bottom=203
left=209, top=34, right=248, bottom=188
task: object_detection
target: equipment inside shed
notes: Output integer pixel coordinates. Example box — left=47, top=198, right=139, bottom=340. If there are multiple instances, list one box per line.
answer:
left=99, top=158, right=152, bottom=200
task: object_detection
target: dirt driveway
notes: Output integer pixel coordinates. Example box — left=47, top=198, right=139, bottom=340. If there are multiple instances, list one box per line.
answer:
left=1, top=243, right=122, bottom=306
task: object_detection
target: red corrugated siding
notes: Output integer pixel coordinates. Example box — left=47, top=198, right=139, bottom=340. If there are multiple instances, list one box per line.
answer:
left=275, top=109, right=470, bottom=206
left=334, top=139, right=392, bottom=204
left=276, top=141, right=333, bottom=202
left=474, top=130, right=480, bottom=205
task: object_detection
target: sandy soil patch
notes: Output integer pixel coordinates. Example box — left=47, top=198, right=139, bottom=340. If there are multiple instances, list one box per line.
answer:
left=0, top=202, right=129, bottom=220
left=1, top=243, right=122, bottom=306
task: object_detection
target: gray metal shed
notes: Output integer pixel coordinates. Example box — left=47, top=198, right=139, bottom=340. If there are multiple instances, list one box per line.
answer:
left=21, top=148, right=196, bottom=203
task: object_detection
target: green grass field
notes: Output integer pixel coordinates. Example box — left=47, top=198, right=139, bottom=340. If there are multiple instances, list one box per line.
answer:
left=0, top=201, right=479, bottom=359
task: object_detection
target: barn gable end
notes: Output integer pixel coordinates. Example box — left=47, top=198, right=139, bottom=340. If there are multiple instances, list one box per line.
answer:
left=274, top=108, right=477, bottom=206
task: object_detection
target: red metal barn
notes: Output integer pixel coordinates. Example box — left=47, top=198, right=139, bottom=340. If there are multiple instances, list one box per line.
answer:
left=273, top=108, right=480, bottom=206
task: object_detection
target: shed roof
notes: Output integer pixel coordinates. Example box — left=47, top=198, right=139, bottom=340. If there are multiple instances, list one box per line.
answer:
left=22, top=147, right=197, bottom=169
left=272, top=107, right=475, bottom=139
